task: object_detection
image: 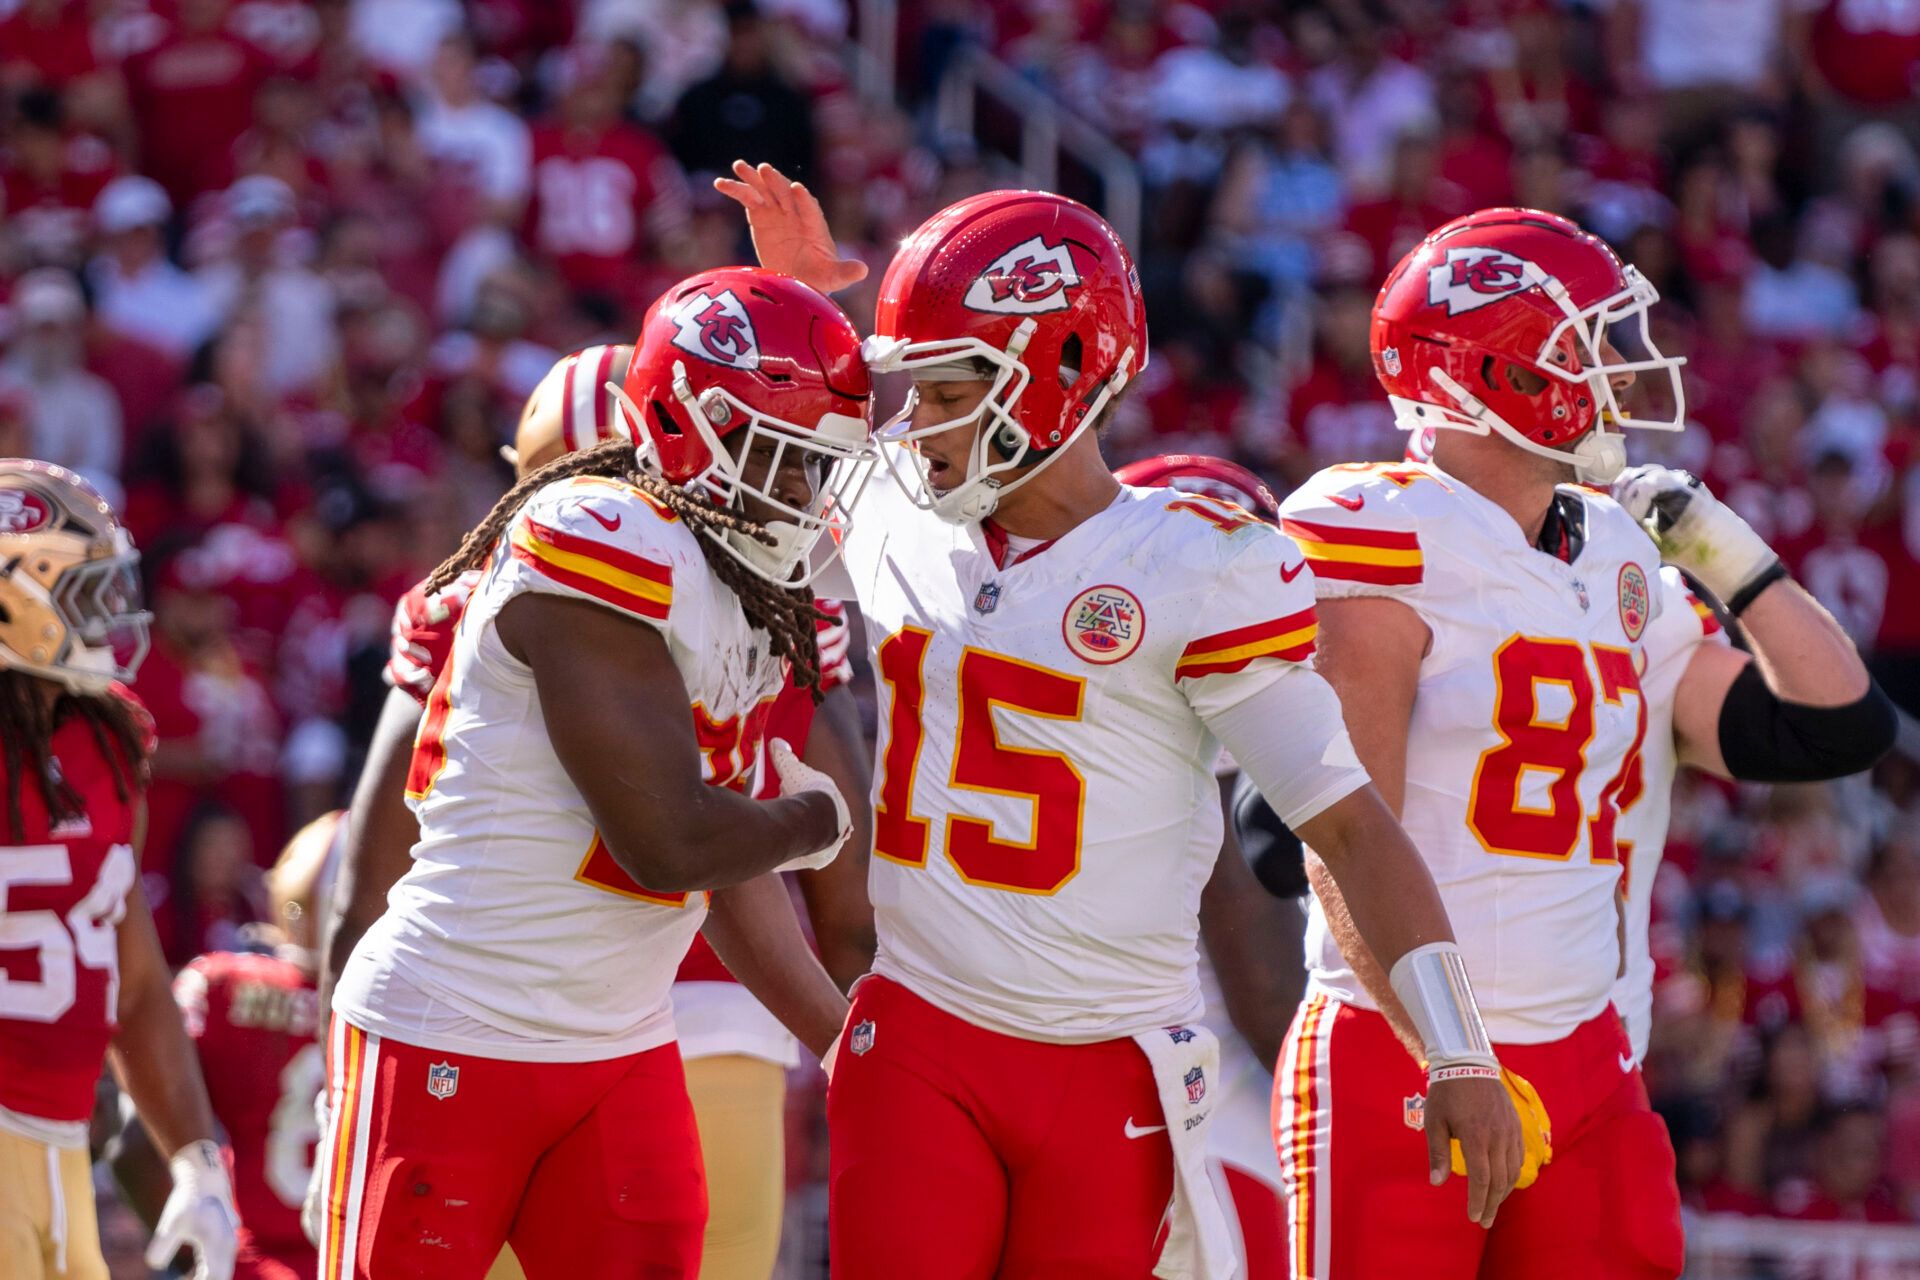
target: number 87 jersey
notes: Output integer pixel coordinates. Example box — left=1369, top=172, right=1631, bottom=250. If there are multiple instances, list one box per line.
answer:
left=1281, top=461, right=1702, bottom=1046
left=841, top=478, right=1370, bottom=1043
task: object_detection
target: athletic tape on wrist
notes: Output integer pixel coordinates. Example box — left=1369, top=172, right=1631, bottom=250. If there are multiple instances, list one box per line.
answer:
left=1390, top=942, right=1498, bottom=1070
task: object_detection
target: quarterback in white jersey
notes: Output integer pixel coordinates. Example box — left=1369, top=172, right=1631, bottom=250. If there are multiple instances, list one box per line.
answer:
left=723, top=168, right=1528, bottom=1279
left=1280, top=208, right=1891, bottom=1280
left=321, top=269, right=871, bottom=1280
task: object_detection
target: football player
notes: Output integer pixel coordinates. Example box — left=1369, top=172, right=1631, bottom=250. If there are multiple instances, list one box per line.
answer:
left=116, top=811, right=337, bottom=1279
left=317, top=339, right=874, bottom=1280
left=318, top=270, right=874, bottom=1280
left=1274, top=208, right=1897, bottom=1278
left=1115, top=454, right=1309, bottom=1280
left=723, top=164, right=1522, bottom=1279
left=0, top=459, right=239, bottom=1280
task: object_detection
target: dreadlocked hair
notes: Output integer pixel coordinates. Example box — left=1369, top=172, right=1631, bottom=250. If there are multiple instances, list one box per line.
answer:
left=0, top=670, right=150, bottom=843
left=425, top=436, right=830, bottom=700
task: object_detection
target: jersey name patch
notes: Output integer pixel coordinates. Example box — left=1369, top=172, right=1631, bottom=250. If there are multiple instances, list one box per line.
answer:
left=1062, top=584, right=1144, bottom=664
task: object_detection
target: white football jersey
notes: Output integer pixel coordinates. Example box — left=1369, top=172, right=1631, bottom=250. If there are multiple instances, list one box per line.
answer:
left=1283, top=461, right=1676, bottom=1044
left=1613, top=570, right=1727, bottom=1062
left=840, top=476, right=1367, bottom=1043
left=335, top=475, right=785, bottom=1061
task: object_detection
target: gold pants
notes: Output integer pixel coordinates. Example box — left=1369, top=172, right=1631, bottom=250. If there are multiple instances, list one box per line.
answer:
left=0, top=1128, right=107, bottom=1280
left=684, top=1055, right=787, bottom=1280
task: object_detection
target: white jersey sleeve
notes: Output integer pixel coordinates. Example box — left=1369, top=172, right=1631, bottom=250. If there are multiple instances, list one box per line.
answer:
left=497, top=476, right=680, bottom=633
left=1176, top=526, right=1371, bottom=828
left=1279, top=464, right=1432, bottom=611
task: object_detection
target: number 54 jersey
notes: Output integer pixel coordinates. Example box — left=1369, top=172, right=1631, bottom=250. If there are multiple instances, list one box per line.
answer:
left=840, top=478, right=1369, bottom=1043
left=1281, top=462, right=1702, bottom=1045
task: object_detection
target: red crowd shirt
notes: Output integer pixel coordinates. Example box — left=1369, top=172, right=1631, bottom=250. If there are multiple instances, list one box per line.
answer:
left=122, top=25, right=272, bottom=202
left=1809, top=0, right=1920, bottom=105
left=526, top=119, right=690, bottom=304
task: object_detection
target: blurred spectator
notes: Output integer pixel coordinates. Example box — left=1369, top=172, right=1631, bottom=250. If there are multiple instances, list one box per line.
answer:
left=0, top=0, right=103, bottom=92
left=413, top=32, right=534, bottom=235
left=346, top=0, right=464, bottom=82
left=0, top=86, right=118, bottom=271
left=197, top=176, right=339, bottom=399
left=1725, top=1023, right=1829, bottom=1200
left=86, top=175, right=226, bottom=364
left=1776, top=1103, right=1906, bottom=1221
left=671, top=1, right=818, bottom=184
left=1602, top=0, right=1801, bottom=150
left=1211, top=100, right=1345, bottom=305
left=1146, top=8, right=1288, bottom=135
left=0, top=268, right=124, bottom=503
left=121, top=0, right=274, bottom=204
left=151, top=802, right=266, bottom=968
left=526, top=43, right=692, bottom=312
left=1743, top=214, right=1862, bottom=342
left=1303, top=19, right=1436, bottom=201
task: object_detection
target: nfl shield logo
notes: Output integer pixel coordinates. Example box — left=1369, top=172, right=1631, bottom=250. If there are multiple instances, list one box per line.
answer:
left=1404, top=1094, right=1427, bottom=1131
left=1571, top=578, right=1590, bottom=612
left=1183, top=1066, right=1206, bottom=1104
left=849, top=1019, right=876, bottom=1056
left=426, top=1062, right=459, bottom=1100
left=1165, top=1026, right=1196, bottom=1045
left=974, top=582, right=1001, bottom=614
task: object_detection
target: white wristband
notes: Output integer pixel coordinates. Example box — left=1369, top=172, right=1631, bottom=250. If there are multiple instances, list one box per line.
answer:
left=1390, top=942, right=1498, bottom=1071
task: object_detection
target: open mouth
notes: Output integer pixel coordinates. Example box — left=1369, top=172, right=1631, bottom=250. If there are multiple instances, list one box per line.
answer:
left=919, top=451, right=956, bottom=489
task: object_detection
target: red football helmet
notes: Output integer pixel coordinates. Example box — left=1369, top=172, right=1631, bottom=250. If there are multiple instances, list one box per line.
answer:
left=613, top=268, right=875, bottom=587
left=1113, top=454, right=1279, bottom=525
left=865, top=190, right=1149, bottom=523
left=1371, top=208, right=1685, bottom=483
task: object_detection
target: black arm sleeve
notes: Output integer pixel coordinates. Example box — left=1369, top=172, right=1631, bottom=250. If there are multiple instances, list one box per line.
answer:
left=1230, top=771, right=1309, bottom=899
left=1717, top=662, right=1899, bottom=783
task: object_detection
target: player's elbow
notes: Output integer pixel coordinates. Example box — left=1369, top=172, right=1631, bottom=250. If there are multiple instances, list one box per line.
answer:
left=603, top=836, right=706, bottom=894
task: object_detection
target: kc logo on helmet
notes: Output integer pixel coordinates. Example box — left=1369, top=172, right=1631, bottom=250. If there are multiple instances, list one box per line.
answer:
left=964, top=236, right=1083, bottom=314
left=0, top=490, right=53, bottom=535
left=1427, top=247, right=1537, bottom=316
left=670, top=288, right=760, bottom=370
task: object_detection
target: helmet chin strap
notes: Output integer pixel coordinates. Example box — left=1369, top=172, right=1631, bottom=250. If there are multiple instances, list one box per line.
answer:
left=1425, top=369, right=1627, bottom=484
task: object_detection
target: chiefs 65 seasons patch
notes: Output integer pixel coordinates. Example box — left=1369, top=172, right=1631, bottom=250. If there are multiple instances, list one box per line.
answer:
left=1062, top=584, right=1144, bottom=664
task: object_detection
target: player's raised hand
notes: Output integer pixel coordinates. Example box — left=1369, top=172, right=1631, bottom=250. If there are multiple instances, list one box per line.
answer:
left=770, top=737, right=853, bottom=872
left=1422, top=1073, right=1524, bottom=1229
left=714, top=160, right=869, bottom=294
left=1611, top=465, right=1779, bottom=606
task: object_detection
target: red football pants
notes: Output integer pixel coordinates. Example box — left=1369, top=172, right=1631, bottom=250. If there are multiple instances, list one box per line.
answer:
left=1274, top=996, right=1684, bottom=1280
left=235, top=1237, right=314, bottom=1280
left=827, top=975, right=1175, bottom=1279
left=318, top=1018, right=706, bottom=1280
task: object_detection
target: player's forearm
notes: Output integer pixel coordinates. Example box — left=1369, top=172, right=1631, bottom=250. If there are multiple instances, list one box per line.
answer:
left=606, top=790, right=841, bottom=892
left=1734, top=579, right=1871, bottom=704
left=1304, top=854, right=1428, bottom=1062
left=109, top=984, right=217, bottom=1158
left=106, top=1112, right=172, bottom=1229
left=796, top=686, right=877, bottom=991
left=703, top=874, right=849, bottom=1057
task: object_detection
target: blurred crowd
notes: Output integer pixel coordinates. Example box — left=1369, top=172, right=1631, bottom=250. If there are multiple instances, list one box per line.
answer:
left=3, top=0, right=1919, bottom=1264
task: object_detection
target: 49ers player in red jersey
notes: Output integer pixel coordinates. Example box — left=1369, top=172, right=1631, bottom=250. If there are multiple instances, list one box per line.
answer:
left=1274, top=208, right=1896, bottom=1279
left=0, top=459, right=239, bottom=1280
left=316, top=340, right=874, bottom=1280
left=116, top=811, right=338, bottom=1280
left=723, top=166, right=1522, bottom=1280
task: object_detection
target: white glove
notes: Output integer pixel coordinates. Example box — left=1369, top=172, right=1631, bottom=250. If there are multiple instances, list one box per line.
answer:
left=145, top=1139, right=239, bottom=1280
left=300, top=1088, right=330, bottom=1247
left=1611, top=465, right=1779, bottom=604
left=769, top=737, right=851, bottom=872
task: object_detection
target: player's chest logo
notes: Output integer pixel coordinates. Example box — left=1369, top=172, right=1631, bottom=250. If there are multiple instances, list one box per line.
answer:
left=974, top=581, right=1002, bottom=615
left=1061, top=584, right=1145, bottom=665
left=1617, top=563, right=1650, bottom=641
left=426, top=1061, right=460, bottom=1100
left=1570, top=577, right=1591, bottom=612
left=1184, top=1066, right=1207, bottom=1104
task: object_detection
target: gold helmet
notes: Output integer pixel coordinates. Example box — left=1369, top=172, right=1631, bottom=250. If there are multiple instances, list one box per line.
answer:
left=499, top=343, right=637, bottom=477
left=265, top=808, right=343, bottom=956
left=0, top=459, right=149, bottom=692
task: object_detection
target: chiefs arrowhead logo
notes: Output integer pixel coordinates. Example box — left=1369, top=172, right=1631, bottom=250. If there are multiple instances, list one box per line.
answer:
left=964, top=236, right=1083, bottom=314
left=669, top=288, right=760, bottom=370
left=1426, top=247, right=1537, bottom=316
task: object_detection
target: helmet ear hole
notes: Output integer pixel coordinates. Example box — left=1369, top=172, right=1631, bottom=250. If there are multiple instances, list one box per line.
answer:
left=650, top=399, right=682, bottom=438
left=1502, top=363, right=1549, bottom=396
left=1059, top=333, right=1084, bottom=389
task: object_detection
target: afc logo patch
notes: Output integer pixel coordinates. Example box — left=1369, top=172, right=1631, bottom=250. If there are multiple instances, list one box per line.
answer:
left=1618, top=563, right=1650, bottom=641
left=1184, top=1067, right=1207, bottom=1105
left=669, top=288, right=760, bottom=370
left=1062, top=584, right=1145, bottom=665
left=963, top=235, right=1084, bottom=315
left=974, top=582, right=1002, bottom=615
left=1426, top=247, right=1536, bottom=316
left=1165, top=1026, right=1197, bottom=1045
left=426, top=1062, right=460, bottom=1100
left=0, top=489, right=53, bottom=535
left=849, top=1019, right=876, bottom=1056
